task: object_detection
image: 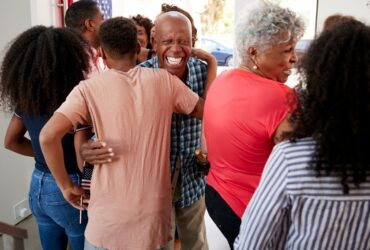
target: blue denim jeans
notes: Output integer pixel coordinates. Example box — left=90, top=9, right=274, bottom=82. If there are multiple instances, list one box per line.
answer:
left=29, top=169, right=87, bottom=250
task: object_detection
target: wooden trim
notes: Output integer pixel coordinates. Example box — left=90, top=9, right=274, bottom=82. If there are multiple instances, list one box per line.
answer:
left=0, top=222, right=27, bottom=239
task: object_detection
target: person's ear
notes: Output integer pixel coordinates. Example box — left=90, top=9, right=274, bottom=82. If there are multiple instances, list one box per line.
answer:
left=248, top=47, right=257, bottom=57
left=151, top=26, right=157, bottom=51
left=84, top=19, right=96, bottom=32
left=152, top=38, right=158, bottom=52
left=150, top=26, right=156, bottom=44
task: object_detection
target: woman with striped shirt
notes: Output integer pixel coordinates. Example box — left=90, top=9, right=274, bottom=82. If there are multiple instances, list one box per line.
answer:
left=235, top=20, right=370, bottom=250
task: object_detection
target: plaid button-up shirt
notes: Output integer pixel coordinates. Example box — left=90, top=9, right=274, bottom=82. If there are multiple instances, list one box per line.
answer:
left=140, top=57, right=207, bottom=208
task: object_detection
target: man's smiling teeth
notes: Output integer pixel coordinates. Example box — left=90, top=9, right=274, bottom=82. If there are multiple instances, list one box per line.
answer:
left=167, top=57, right=182, bottom=65
left=283, top=69, right=291, bottom=75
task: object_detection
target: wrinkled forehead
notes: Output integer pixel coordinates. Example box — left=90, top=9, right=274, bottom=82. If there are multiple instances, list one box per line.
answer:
left=155, top=11, right=192, bottom=36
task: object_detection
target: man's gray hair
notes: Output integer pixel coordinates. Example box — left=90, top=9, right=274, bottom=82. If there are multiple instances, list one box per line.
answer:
left=235, top=1, right=305, bottom=64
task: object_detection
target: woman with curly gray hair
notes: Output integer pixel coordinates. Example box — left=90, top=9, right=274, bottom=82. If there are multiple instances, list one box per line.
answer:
left=203, top=1, right=305, bottom=248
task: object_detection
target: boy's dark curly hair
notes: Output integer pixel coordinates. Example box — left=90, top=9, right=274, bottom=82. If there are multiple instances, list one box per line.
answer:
left=291, top=20, right=370, bottom=193
left=161, top=3, right=198, bottom=47
left=99, top=17, right=137, bottom=59
left=130, top=14, right=153, bottom=49
left=0, top=26, right=90, bottom=116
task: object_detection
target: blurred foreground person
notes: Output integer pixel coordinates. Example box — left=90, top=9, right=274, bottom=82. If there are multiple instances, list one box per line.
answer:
left=235, top=19, right=370, bottom=250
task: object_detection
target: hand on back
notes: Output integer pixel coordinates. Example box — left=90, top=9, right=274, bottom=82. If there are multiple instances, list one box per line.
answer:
left=80, top=140, right=114, bottom=165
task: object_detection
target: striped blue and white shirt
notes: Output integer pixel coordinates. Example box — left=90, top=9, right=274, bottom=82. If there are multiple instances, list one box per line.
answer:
left=235, top=137, right=370, bottom=250
left=140, top=57, right=207, bottom=208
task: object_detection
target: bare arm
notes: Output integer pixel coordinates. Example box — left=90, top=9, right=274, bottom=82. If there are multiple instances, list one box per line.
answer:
left=190, top=97, right=204, bottom=119
left=40, top=112, right=85, bottom=210
left=200, top=124, right=208, bottom=154
left=273, top=114, right=294, bottom=144
left=74, top=128, right=93, bottom=171
left=192, top=48, right=217, bottom=98
left=4, top=114, right=33, bottom=157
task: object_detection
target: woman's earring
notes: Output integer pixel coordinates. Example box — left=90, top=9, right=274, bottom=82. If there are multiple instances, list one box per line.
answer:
left=252, top=65, right=258, bottom=70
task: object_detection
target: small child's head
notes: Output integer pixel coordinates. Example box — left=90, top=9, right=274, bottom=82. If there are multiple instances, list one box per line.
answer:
left=99, top=17, right=139, bottom=61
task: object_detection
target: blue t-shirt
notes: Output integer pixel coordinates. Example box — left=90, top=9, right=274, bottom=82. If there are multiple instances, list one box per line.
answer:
left=16, top=111, right=79, bottom=174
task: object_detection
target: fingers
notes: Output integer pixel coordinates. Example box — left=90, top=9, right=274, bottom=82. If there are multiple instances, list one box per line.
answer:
left=82, top=196, right=90, bottom=205
left=80, top=140, right=114, bottom=164
left=81, top=140, right=107, bottom=150
left=83, top=151, right=114, bottom=164
left=70, top=191, right=89, bottom=210
left=71, top=197, right=87, bottom=210
left=88, top=158, right=113, bottom=165
left=62, top=184, right=88, bottom=210
left=64, top=194, right=86, bottom=210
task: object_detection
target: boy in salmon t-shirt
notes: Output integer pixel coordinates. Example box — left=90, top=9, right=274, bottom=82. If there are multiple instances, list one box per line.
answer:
left=40, top=17, right=204, bottom=250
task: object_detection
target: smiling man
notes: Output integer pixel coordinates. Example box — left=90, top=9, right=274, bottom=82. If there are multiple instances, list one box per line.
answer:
left=152, top=12, right=192, bottom=80
left=140, top=11, right=210, bottom=250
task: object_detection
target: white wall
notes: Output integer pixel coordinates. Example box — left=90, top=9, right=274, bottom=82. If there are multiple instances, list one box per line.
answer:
left=30, top=0, right=58, bottom=27
left=0, top=0, right=34, bottom=225
left=316, top=0, right=370, bottom=33
left=0, top=0, right=57, bottom=225
left=279, top=0, right=318, bottom=39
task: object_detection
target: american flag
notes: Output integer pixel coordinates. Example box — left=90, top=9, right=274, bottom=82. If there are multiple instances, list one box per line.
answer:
left=95, top=0, right=112, bottom=19
left=81, top=163, right=94, bottom=195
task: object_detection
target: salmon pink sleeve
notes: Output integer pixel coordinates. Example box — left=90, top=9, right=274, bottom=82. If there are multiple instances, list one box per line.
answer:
left=170, top=74, right=199, bottom=115
left=55, top=84, right=91, bottom=127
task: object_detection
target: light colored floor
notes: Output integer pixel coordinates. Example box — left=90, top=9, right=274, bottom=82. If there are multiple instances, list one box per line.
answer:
left=205, top=211, right=230, bottom=250
left=0, top=211, right=230, bottom=250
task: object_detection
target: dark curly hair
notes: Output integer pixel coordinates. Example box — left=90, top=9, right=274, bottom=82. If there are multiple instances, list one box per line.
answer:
left=0, top=26, right=90, bottom=116
left=130, top=14, right=153, bottom=49
left=161, top=3, right=198, bottom=47
left=291, top=20, right=370, bottom=193
left=65, top=0, right=100, bottom=32
left=99, top=17, right=137, bottom=59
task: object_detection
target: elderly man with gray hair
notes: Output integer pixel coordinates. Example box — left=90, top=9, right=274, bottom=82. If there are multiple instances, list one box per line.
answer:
left=203, top=1, right=305, bottom=248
